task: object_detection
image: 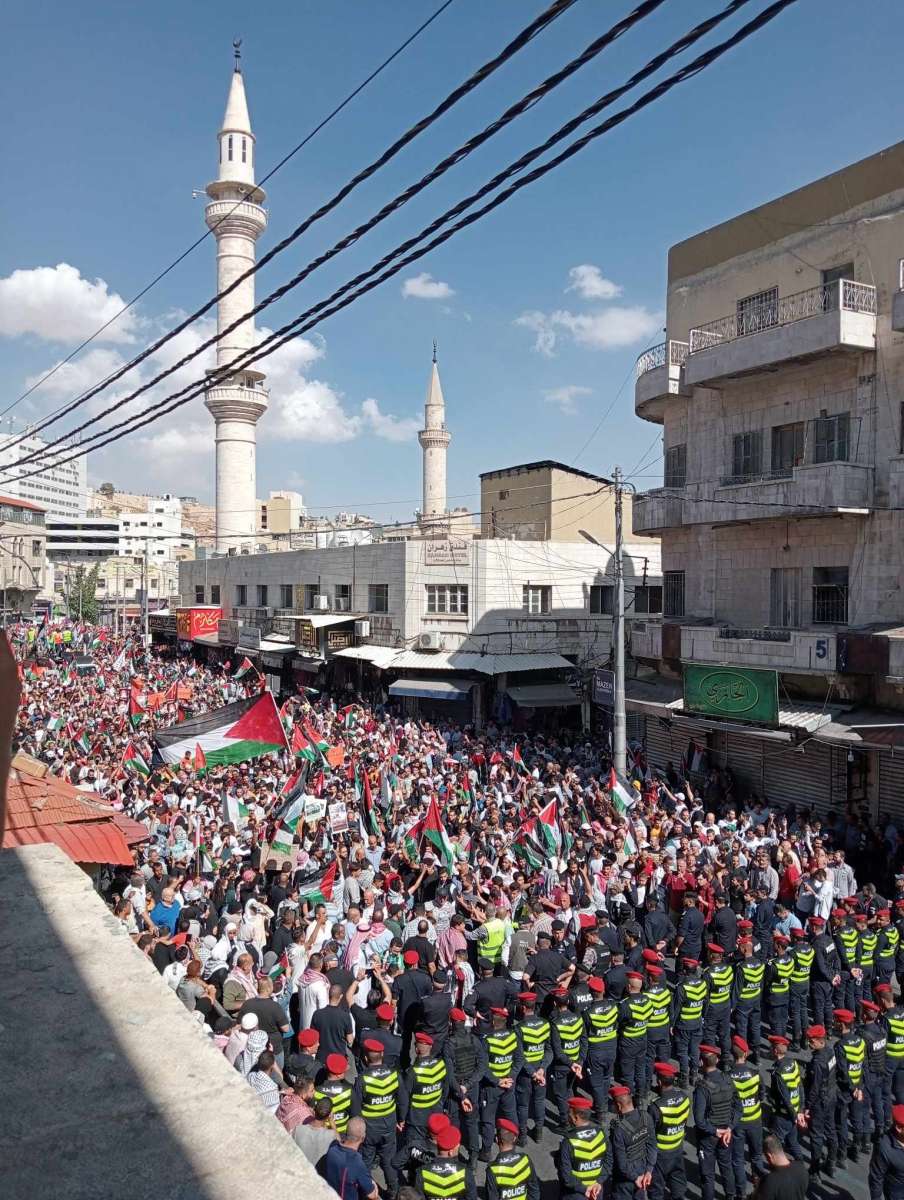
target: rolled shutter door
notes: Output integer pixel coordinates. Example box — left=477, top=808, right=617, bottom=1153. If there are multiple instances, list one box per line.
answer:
left=762, top=739, right=832, bottom=810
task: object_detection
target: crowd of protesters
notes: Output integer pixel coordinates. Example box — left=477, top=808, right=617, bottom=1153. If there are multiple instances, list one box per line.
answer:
left=10, top=619, right=904, bottom=1200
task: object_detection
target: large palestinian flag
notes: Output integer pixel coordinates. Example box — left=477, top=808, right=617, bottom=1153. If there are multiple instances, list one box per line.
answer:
left=297, top=861, right=338, bottom=905
left=154, top=692, right=288, bottom=767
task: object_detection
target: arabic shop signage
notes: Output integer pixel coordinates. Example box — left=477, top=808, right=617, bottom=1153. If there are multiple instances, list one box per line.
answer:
left=683, top=664, right=779, bottom=726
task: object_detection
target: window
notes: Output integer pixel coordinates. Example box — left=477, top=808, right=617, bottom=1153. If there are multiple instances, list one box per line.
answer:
left=770, top=567, right=801, bottom=628
left=589, top=585, right=614, bottom=615
left=522, top=585, right=551, bottom=614
left=812, top=567, right=849, bottom=624
left=194, top=585, right=205, bottom=604
left=771, top=422, right=805, bottom=474
left=664, top=444, right=687, bottom=489
left=210, top=584, right=221, bottom=605
left=822, top=262, right=854, bottom=289
left=96, top=578, right=106, bottom=590
left=256, top=584, right=268, bottom=607
left=31, top=540, right=41, bottom=557
left=228, top=135, right=233, bottom=161
left=663, top=571, right=685, bottom=617
left=633, top=585, right=662, bottom=615
left=368, top=584, right=389, bottom=613
left=499, top=489, right=509, bottom=500
left=124, top=577, right=135, bottom=589
left=280, top=584, right=293, bottom=609
left=736, top=286, right=778, bottom=336
left=260, top=506, right=268, bottom=529
left=334, top=584, right=351, bottom=611
left=304, top=583, right=319, bottom=610
left=425, top=584, right=469, bottom=615
left=236, top=584, right=247, bottom=607
left=241, top=137, right=247, bottom=163
left=731, top=430, right=763, bottom=482
left=813, top=412, right=850, bottom=464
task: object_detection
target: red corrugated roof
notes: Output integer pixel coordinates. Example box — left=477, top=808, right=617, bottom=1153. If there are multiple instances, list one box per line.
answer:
left=4, top=821, right=135, bottom=866
left=0, top=493, right=45, bottom=511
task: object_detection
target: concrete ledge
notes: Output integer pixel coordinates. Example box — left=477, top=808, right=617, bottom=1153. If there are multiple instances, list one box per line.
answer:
left=0, top=843, right=337, bottom=1200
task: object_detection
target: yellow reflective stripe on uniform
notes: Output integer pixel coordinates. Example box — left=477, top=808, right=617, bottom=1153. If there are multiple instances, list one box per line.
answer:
left=678, top=981, right=707, bottom=1022
left=587, top=1005, right=618, bottom=1043
left=739, top=962, right=764, bottom=999
left=482, top=919, right=506, bottom=963
left=731, top=1072, right=761, bottom=1123
left=887, top=1015, right=904, bottom=1059
left=411, top=1058, right=447, bottom=1107
left=421, top=1167, right=468, bottom=1198
left=490, top=1157, right=533, bottom=1187
left=569, top=1130, right=608, bottom=1181
left=655, top=1096, right=690, bottom=1150
left=646, top=988, right=671, bottom=1028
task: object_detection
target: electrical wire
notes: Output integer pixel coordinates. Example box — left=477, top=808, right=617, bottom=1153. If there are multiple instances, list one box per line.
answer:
left=4, top=0, right=581, bottom=456
left=0, top=0, right=458, bottom=422
left=3, top=0, right=795, bottom=486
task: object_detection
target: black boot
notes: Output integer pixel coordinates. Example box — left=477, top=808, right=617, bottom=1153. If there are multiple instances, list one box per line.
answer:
left=530, top=1124, right=542, bottom=1143
left=824, top=1154, right=836, bottom=1178
left=861, top=1134, right=872, bottom=1154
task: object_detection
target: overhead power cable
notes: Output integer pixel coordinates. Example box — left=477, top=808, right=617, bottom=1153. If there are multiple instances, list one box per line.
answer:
left=0, top=0, right=799, bottom=488
left=5, top=0, right=755, bottom=478
left=4, top=0, right=579, bottom=455
left=0, top=0, right=458, bottom=423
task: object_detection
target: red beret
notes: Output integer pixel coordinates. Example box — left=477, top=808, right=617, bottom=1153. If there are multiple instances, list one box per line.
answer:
left=768, top=1035, right=789, bottom=1047
left=449, top=1008, right=467, bottom=1023
left=326, top=1053, right=348, bottom=1074
left=362, top=1038, right=384, bottom=1053
left=490, top=1006, right=509, bottom=1017
left=642, top=949, right=662, bottom=964
left=496, top=1119, right=520, bottom=1136
left=861, top=1000, right=881, bottom=1014
left=833, top=1009, right=854, bottom=1023
left=895, top=900, right=904, bottom=909
left=436, top=1126, right=461, bottom=1151
left=609, top=1085, right=631, bottom=1098
left=626, top=971, right=644, bottom=981
left=732, top=1035, right=749, bottom=1053
left=806, top=1025, right=826, bottom=1039
left=706, top=943, right=724, bottom=955
left=568, top=1097, right=593, bottom=1110
left=517, top=992, right=538, bottom=1003
left=588, top=976, right=605, bottom=994
left=427, top=1114, right=451, bottom=1135
left=875, top=984, right=893, bottom=996
left=737, top=920, right=753, bottom=930
left=646, top=965, right=663, bottom=978
left=738, top=937, right=753, bottom=947
left=877, top=909, right=892, bottom=918
left=894, top=1105, right=904, bottom=1126
left=831, top=908, right=848, bottom=920
left=791, top=928, right=806, bottom=939
left=415, top=1032, right=434, bottom=1045
left=772, top=934, right=789, bottom=945
left=855, top=913, right=868, bottom=923
left=403, top=950, right=420, bottom=965
left=699, top=1044, right=720, bottom=1056
left=551, top=986, right=569, bottom=998
left=681, top=958, right=699, bottom=968
left=654, top=1061, right=678, bottom=1078
left=376, top=1003, right=395, bottom=1020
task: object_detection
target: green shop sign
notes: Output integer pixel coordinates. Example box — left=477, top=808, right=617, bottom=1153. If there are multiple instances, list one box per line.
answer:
left=683, top=664, right=779, bottom=726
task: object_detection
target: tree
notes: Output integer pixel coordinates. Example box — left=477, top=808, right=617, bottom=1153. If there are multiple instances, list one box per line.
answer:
left=98, top=482, right=115, bottom=497
left=66, top=563, right=101, bottom=623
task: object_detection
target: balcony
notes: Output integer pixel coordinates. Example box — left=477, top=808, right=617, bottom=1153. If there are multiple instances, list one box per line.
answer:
left=632, top=489, right=685, bottom=534
left=682, top=624, right=836, bottom=675
left=685, top=280, right=876, bottom=387
left=634, top=340, right=690, bottom=421
left=630, top=620, right=662, bottom=660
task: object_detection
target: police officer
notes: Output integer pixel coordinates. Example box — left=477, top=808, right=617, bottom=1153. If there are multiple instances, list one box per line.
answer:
left=285, top=1026, right=320, bottom=1083
left=644, top=964, right=673, bottom=1076
left=703, top=943, right=733, bottom=1067
left=868, top=1102, right=904, bottom=1200
left=860, top=914, right=878, bottom=999
left=833, top=1007, right=869, bottom=1162
left=584, top=975, right=619, bottom=1120
left=523, top=932, right=573, bottom=1010
left=676, top=891, right=705, bottom=965
left=834, top=909, right=861, bottom=1011
left=727, top=1034, right=764, bottom=1193
left=514, top=991, right=551, bottom=1143
left=479, top=1007, right=522, bottom=1160
left=396, top=1031, right=452, bottom=1177
left=693, top=1044, right=740, bottom=1200
left=559, top=1095, right=612, bottom=1200
left=672, top=958, right=707, bottom=1089
left=569, top=963, right=596, bottom=1016
left=788, top=928, right=814, bottom=1050
left=766, top=1034, right=804, bottom=1159
left=864, top=996, right=893, bottom=1142
left=879, top=985, right=904, bottom=1104
left=352, top=1038, right=406, bottom=1193
left=805, top=1023, right=839, bottom=1178
left=550, top=986, right=587, bottom=1125
left=610, top=1083, right=657, bottom=1200
left=315, top=1052, right=354, bottom=1134
left=417, top=1122, right=477, bottom=1200
left=366, top=1001, right=404, bottom=1068
left=877, top=910, right=901, bottom=990
left=810, top=915, right=840, bottom=1030
left=606, top=946, right=629, bottom=1003
left=733, top=938, right=764, bottom=1062
left=486, top=1119, right=539, bottom=1200
left=444, top=1007, right=487, bottom=1164
left=648, top=1061, right=690, bottom=1200
left=420, top=970, right=454, bottom=1054
left=395, top=949, right=434, bottom=1066
left=618, top=971, right=651, bottom=1100
left=764, top=933, right=793, bottom=1039
left=470, top=957, right=520, bottom=1023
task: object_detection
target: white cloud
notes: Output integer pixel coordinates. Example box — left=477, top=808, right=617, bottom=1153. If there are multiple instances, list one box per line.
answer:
left=361, top=397, right=420, bottom=442
left=402, top=272, right=455, bottom=301
left=0, top=263, right=138, bottom=344
left=515, top=306, right=661, bottom=356
left=23, top=346, right=127, bottom=402
left=543, top=385, right=592, bottom=416
left=565, top=264, right=623, bottom=301
left=515, top=310, right=558, bottom=357
left=270, top=378, right=362, bottom=443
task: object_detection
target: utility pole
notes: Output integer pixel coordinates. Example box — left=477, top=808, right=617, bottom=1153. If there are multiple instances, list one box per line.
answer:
left=613, top=466, right=627, bottom=778
left=143, top=538, right=150, bottom=646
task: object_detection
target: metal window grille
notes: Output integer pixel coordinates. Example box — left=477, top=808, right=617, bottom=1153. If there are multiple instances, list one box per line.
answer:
left=664, top=444, right=687, bottom=489
left=368, top=584, right=389, bottom=614
left=663, top=571, right=685, bottom=617
left=771, top=423, right=805, bottom=474
left=737, top=287, right=778, bottom=336
left=812, top=567, right=849, bottom=624
left=813, top=413, right=850, bottom=464
left=731, top=430, right=763, bottom=481
left=769, top=567, right=801, bottom=628
left=522, top=585, right=550, bottom=614
left=589, top=585, right=614, bottom=615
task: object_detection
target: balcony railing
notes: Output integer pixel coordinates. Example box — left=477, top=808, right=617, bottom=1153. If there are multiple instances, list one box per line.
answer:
left=718, top=467, right=795, bottom=487
left=689, top=280, right=876, bottom=354
left=635, top=339, right=689, bottom=378
left=718, top=626, right=792, bottom=643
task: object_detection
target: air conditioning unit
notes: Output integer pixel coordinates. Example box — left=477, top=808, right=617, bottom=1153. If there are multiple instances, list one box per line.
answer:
left=354, top=620, right=371, bottom=638
left=418, top=631, right=445, bottom=651
left=335, top=597, right=350, bottom=612
left=313, top=594, right=330, bottom=611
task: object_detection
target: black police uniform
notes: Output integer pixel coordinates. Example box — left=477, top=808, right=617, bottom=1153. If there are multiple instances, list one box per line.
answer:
left=649, top=1087, right=690, bottom=1200
left=444, top=1024, right=488, bottom=1162
left=806, top=1040, right=839, bottom=1173
left=559, top=1121, right=612, bottom=1200
left=417, top=1152, right=478, bottom=1200
left=611, top=1107, right=657, bottom=1200
left=352, top=1060, right=407, bottom=1192
left=869, top=1130, right=904, bottom=1200
left=584, top=995, right=619, bottom=1116
left=693, top=1068, right=740, bottom=1200
left=480, top=1024, right=522, bottom=1153
left=768, top=1053, right=804, bottom=1159
left=516, top=1010, right=552, bottom=1138
left=486, top=1146, right=540, bottom=1200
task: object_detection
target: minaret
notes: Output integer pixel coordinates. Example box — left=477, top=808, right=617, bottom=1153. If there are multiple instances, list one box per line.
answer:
left=418, top=343, right=451, bottom=522
left=204, top=41, right=268, bottom=552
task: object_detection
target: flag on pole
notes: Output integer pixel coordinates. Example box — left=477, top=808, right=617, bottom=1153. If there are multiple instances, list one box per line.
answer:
left=400, top=817, right=425, bottom=862
left=72, top=729, right=92, bottom=755
left=271, top=818, right=300, bottom=861
left=379, top=769, right=393, bottom=812
left=129, top=691, right=145, bottom=728
left=423, top=795, right=455, bottom=870
left=302, top=721, right=332, bottom=757
left=222, top=796, right=250, bottom=829
left=268, top=952, right=290, bottom=982
left=153, top=691, right=289, bottom=766
left=512, top=745, right=528, bottom=775
left=537, top=798, right=562, bottom=859
left=122, top=740, right=150, bottom=777
left=111, top=648, right=128, bottom=673
left=193, top=743, right=207, bottom=773
left=607, top=767, right=636, bottom=816
left=339, top=704, right=358, bottom=730
left=46, top=715, right=64, bottom=733
left=512, top=819, right=546, bottom=870
left=292, top=725, right=318, bottom=761
left=297, top=860, right=338, bottom=905
left=234, top=656, right=256, bottom=680
left=360, top=769, right=379, bottom=837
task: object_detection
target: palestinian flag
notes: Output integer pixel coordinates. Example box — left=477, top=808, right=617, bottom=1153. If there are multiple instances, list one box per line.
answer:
left=279, top=699, right=293, bottom=733
left=302, top=721, right=331, bottom=756
left=379, top=770, right=393, bottom=812
left=234, top=656, right=256, bottom=680
left=268, top=952, right=290, bottom=982
left=489, top=751, right=504, bottom=767
left=129, top=692, right=145, bottom=727
left=360, top=769, right=379, bottom=837
left=222, top=796, right=251, bottom=829
left=111, top=648, right=128, bottom=673
left=292, top=725, right=318, bottom=761
left=123, top=740, right=150, bottom=777
left=537, top=798, right=562, bottom=859
left=608, top=768, right=636, bottom=816
left=424, top=796, right=455, bottom=870
left=271, top=818, right=300, bottom=860
left=297, top=861, right=337, bottom=905
left=512, top=745, right=528, bottom=775
left=339, top=704, right=358, bottom=730
left=46, top=716, right=64, bottom=733
left=72, top=728, right=92, bottom=755
left=513, top=819, right=545, bottom=870
left=281, top=766, right=303, bottom=798
left=193, top=743, right=207, bottom=773
left=154, top=691, right=289, bottom=767
left=401, top=818, right=425, bottom=862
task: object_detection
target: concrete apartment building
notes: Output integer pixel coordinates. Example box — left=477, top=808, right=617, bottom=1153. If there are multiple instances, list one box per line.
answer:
left=0, top=425, right=87, bottom=519
left=630, top=141, right=904, bottom=817
left=0, top=495, right=47, bottom=618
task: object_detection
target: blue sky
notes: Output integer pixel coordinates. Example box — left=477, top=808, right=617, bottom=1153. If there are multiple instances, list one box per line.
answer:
left=2, top=0, right=903, bottom=521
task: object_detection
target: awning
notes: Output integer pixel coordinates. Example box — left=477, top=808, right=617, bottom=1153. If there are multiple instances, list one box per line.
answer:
left=625, top=674, right=683, bottom=717
left=193, top=633, right=219, bottom=647
left=2, top=820, right=135, bottom=866
left=817, top=708, right=904, bottom=748
left=293, top=655, right=324, bottom=674
left=258, top=639, right=295, bottom=653
left=387, top=650, right=573, bottom=674
left=389, top=678, right=474, bottom=701
left=274, top=613, right=364, bottom=628
left=332, top=645, right=399, bottom=669
left=507, top=683, right=580, bottom=708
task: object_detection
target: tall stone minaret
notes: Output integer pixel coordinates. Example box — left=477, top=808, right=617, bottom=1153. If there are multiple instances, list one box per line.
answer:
left=204, top=42, right=268, bottom=552
left=418, top=344, right=451, bottom=522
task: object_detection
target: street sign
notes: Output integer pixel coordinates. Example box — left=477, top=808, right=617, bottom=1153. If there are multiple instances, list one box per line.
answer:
left=592, top=669, right=615, bottom=708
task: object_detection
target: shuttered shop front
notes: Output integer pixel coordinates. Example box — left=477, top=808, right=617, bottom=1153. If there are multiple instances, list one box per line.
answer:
left=878, top=751, right=904, bottom=821
left=643, top=717, right=711, bottom=776
left=762, top=739, right=832, bottom=810
left=726, top=733, right=765, bottom=798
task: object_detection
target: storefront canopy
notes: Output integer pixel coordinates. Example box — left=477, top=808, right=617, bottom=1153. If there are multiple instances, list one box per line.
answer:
left=506, top=683, right=580, bottom=708
left=388, top=678, right=474, bottom=701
